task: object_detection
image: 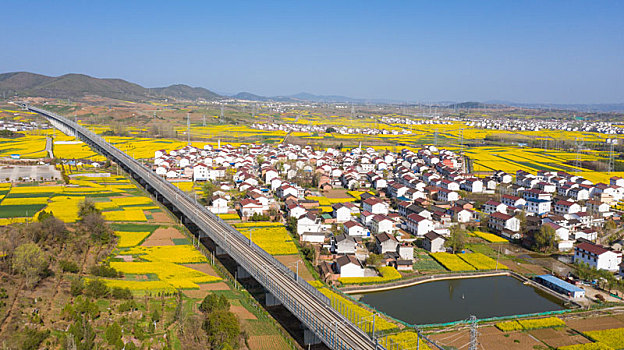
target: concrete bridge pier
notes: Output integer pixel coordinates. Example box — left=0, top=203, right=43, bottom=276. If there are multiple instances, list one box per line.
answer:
left=215, top=245, right=228, bottom=256
left=303, top=326, right=322, bottom=346
left=236, top=265, right=251, bottom=279
left=265, top=291, right=282, bottom=306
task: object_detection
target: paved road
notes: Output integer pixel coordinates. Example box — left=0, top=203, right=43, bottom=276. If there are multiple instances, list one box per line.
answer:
left=26, top=104, right=379, bottom=350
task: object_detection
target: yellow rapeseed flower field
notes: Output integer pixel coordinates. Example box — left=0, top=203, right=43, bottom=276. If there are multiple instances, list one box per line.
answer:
left=458, top=253, right=507, bottom=270
left=115, top=231, right=152, bottom=247
left=237, top=226, right=298, bottom=255
left=103, top=209, right=147, bottom=222
left=583, top=327, right=624, bottom=349
left=319, top=287, right=397, bottom=332
left=98, top=279, right=175, bottom=293
left=387, top=332, right=431, bottom=350
left=0, top=197, right=49, bottom=205
left=110, top=196, right=154, bottom=206
left=0, top=135, right=47, bottom=158
left=123, top=245, right=208, bottom=263
left=44, top=196, right=85, bottom=222
left=430, top=253, right=476, bottom=271
left=557, top=343, right=614, bottom=350
left=338, top=266, right=402, bottom=285
left=109, top=261, right=221, bottom=289
left=469, top=230, right=508, bottom=243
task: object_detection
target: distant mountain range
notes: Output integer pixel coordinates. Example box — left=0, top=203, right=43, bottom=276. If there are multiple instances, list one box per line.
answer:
left=1, top=72, right=622, bottom=112
left=229, top=91, right=378, bottom=104
left=0, top=72, right=220, bottom=102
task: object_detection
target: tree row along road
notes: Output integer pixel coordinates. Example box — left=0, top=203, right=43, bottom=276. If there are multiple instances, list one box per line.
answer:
left=26, top=105, right=378, bottom=350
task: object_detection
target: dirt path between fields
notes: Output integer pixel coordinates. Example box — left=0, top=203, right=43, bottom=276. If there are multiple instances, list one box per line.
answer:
left=0, top=281, right=23, bottom=337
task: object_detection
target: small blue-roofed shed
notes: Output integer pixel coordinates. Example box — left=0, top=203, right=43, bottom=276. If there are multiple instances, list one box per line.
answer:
left=536, top=274, right=585, bottom=298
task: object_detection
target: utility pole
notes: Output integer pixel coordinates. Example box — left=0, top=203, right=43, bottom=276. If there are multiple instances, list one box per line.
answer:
left=459, top=128, right=464, bottom=155
left=203, top=114, right=206, bottom=127
left=220, top=103, right=224, bottom=119
left=574, top=137, right=584, bottom=173
left=608, top=139, right=615, bottom=173
left=187, top=112, right=191, bottom=146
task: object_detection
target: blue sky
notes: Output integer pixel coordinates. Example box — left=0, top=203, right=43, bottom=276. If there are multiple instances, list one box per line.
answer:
left=1, top=1, right=622, bottom=104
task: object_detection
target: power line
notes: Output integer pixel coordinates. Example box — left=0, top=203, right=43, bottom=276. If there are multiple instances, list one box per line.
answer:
left=469, top=315, right=479, bottom=350
left=608, top=138, right=615, bottom=173
left=186, top=112, right=191, bottom=146
left=574, top=137, right=584, bottom=172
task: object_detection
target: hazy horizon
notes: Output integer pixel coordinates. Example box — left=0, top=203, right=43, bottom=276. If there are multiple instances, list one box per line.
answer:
left=2, top=1, right=622, bottom=104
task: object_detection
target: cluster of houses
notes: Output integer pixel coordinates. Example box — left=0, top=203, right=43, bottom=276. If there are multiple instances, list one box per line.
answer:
left=0, top=119, right=49, bottom=132
left=250, top=122, right=413, bottom=136
left=152, top=141, right=624, bottom=284
left=465, top=118, right=624, bottom=136
left=380, top=117, right=454, bottom=126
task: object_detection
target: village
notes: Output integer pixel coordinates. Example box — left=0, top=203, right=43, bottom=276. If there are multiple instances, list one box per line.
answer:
left=151, top=139, right=624, bottom=297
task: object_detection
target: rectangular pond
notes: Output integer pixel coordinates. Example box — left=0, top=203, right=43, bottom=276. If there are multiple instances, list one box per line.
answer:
left=354, top=275, right=566, bottom=325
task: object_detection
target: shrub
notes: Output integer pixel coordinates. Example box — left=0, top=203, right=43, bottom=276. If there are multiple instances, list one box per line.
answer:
left=20, top=328, right=50, bottom=350
left=85, top=279, right=110, bottom=298
left=60, top=259, right=79, bottom=273
left=70, top=277, right=84, bottom=296
left=90, top=264, right=121, bottom=278
left=202, top=310, right=240, bottom=349
left=118, top=300, right=139, bottom=313
left=199, top=294, right=230, bottom=313
left=151, top=309, right=160, bottom=323
left=111, top=287, right=133, bottom=300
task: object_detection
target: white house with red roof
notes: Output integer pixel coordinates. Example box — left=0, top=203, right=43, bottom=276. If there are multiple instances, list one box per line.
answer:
left=332, top=203, right=352, bottom=223
left=610, top=176, right=624, bottom=187
left=334, top=255, right=365, bottom=278
left=370, top=214, right=394, bottom=234
left=406, top=213, right=434, bottom=237
left=276, top=184, right=298, bottom=199
left=460, top=178, right=483, bottom=193
left=542, top=222, right=574, bottom=251
left=586, top=200, right=610, bottom=214
left=501, top=195, right=526, bottom=208
left=297, top=212, right=322, bottom=235
left=209, top=196, right=229, bottom=214
left=437, top=188, right=459, bottom=202
left=554, top=200, right=581, bottom=215
left=239, top=199, right=264, bottom=217
left=287, top=203, right=307, bottom=218
left=193, top=163, right=209, bottom=181
left=343, top=220, right=368, bottom=237
left=489, top=212, right=520, bottom=239
left=574, top=242, right=622, bottom=271
left=362, top=197, right=389, bottom=215
left=568, top=186, right=590, bottom=201
left=483, top=200, right=507, bottom=214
